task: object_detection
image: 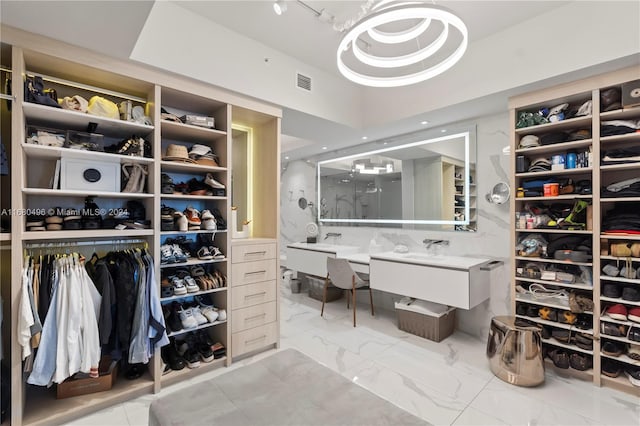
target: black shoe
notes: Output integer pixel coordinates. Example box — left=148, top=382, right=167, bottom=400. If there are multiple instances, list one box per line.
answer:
left=603, top=283, right=622, bottom=298
left=63, top=208, right=82, bottom=230
left=602, top=359, right=622, bottom=378
left=622, top=286, right=640, bottom=302
left=167, top=304, right=183, bottom=333
left=516, top=303, right=526, bottom=316
left=161, top=174, right=175, bottom=194
left=211, top=208, right=226, bottom=230
left=82, top=197, right=103, bottom=229
left=162, top=344, right=185, bottom=371
left=630, top=328, right=640, bottom=342
left=127, top=200, right=146, bottom=221
left=569, top=353, right=592, bottom=371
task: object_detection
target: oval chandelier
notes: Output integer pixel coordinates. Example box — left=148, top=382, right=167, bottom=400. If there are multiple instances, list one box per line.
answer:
left=337, top=1, right=468, bottom=88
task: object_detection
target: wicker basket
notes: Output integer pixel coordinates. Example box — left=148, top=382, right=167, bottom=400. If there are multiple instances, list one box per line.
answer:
left=307, top=275, right=343, bottom=302
left=396, top=306, right=456, bottom=342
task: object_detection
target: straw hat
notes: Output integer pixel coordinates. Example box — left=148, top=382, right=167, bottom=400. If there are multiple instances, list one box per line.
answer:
left=163, top=144, right=196, bottom=163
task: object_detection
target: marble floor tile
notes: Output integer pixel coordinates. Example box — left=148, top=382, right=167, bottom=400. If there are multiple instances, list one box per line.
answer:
left=63, top=402, right=130, bottom=426
left=451, top=406, right=508, bottom=426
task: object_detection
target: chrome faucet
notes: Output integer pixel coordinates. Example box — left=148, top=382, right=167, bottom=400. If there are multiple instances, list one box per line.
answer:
left=325, top=232, right=342, bottom=240
left=422, top=239, right=449, bottom=249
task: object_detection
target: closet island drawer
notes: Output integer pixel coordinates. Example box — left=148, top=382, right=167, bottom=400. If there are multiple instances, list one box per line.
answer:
left=231, top=259, right=277, bottom=286
left=232, top=322, right=278, bottom=357
left=232, top=242, right=277, bottom=263
left=232, top=280, right=277, bottom=309
left=232, top=301, right=277, bottom=333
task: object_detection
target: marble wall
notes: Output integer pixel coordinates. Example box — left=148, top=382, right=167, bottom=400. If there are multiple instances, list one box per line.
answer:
left=280, top=111, right=512, bottom=339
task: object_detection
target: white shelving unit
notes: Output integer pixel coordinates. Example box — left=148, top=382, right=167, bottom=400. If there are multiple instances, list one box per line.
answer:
left=509, top=65, right=640, bottom=397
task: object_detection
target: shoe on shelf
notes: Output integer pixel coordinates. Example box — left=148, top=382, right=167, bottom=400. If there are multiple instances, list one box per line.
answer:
left=197, top=246, right=214, bottom=260
left=200, top=305, right=219, bottom=323
left=175, top=338, right=200, bottom=369
left=211, top=209, right=226, bottom=230
left=175, top=303, right=198, bottom=329
left=602, top=341, right=625, bottom=357
left=568, top=353, right=592, bottom=371
left=215, top=308, right=227, bottom=322
left=211, top=342, right=226, bottom=358
left=204, top=173, right=225, bottom=189
left=191, top=306, right=208, bottom=326
left=622, top=286, right=640, bottom=302
left=174, top=182, right=189, bottom=194
left=214, top=270, right=226, bottom=287
left=172, top=244, right=188, bottom=263
left=160, top=244, right=176, bottom=264
left=210, top=246, right=225, bottom=260
left=26, top=215, right=46, bottom=231
left=161, top=173, right=175, bottom=194
left=629, top=327, right=640, bottom=342
left=183, top=275, right=200, bottom=293
left=184, top=206, right=201, bottom=226
left=170, top=276, right=188, bottom=296
left=549, top=349, right=569, bottom=369
left=165, top=304, right=182, bottom=333
left=602, top=359, right=622, bottom=378
left=162, top=344, right=185, bottom=371
left=187, top=178, right=210, bottom=196
left=602, top=283, right=622, bottom=298
left=628, top=344, right=640, bottom=361
left=626, top=366, right=640, bottom=387
left=629, top=307, right=640, bottom=324
left=201, top=210, right=216, bottom=230
left=605, top=304, right=628, bottom=321
left=197, top=340, right=214, bottom=363
left=173, top=211, right=188, bottom=232
left=601, top=322, right=628, bottom=337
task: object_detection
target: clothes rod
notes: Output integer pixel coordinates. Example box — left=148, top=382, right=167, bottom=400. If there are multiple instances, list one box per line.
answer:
left=0, top=94, right=13, bottom=101
left=25, top=239, right=149, bottom=249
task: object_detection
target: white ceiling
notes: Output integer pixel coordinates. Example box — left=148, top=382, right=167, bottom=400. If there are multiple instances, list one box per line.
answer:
left=2, top=1, right=637, bottom=161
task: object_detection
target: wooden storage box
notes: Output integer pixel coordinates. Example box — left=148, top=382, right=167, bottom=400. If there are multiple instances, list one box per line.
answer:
left=395, top=302, right=456, bottom=342
left=57, top=357, right=118, bottom=399
left=307, top=275, right=343, bottom=302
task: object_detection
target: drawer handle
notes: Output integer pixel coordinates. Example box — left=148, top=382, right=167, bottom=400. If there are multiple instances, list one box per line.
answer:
left=245, top=313, right=267, bottom=321
left=245, top=291, right=267, bottom=299
left=245, top=270, right=267, bottom=276
left=245, top=335, right=266, bottom=344
left=245, top=251, right=267, bottom=256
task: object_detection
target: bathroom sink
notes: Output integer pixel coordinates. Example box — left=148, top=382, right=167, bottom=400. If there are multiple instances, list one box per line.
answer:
left=404, top=253, right=445, bottom=261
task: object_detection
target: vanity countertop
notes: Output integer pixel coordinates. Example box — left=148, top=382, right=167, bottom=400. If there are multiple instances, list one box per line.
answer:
left=369, top=252, right=490, bottom=271
left=286, top=242, right=361, bottom=255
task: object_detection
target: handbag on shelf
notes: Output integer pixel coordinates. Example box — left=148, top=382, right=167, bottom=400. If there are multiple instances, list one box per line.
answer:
left=121, top=163, right=148, bottom=193
left=24, top=75, right=61, bottom=108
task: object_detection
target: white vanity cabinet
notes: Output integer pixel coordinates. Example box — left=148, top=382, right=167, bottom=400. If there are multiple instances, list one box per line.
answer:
left=369, top=254, right=492, bottom=309
left=285, top=242, right=361, bottom=277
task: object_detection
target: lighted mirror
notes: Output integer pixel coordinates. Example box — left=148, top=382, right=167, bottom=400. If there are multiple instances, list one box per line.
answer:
left=317, top=130, right=476, bottom=231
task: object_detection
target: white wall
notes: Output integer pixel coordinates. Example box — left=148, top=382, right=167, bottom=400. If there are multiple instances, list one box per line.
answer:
left=280, top=111, right=512, bottom=338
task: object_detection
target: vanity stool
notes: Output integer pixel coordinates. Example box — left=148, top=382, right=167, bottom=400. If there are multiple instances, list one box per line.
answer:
left=486, top=316, right=545, bottom=387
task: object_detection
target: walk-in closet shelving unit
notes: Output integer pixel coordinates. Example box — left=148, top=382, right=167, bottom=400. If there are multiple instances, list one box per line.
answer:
left=10, top=47, right=159, bottom=426
left=155, top=86, right=231, bottom=386
left=509, top=66, right=640, bottom=397
left=3, top=25, right=282, bottom=424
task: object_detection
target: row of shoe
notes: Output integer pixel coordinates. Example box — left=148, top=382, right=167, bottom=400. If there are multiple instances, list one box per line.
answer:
left=602, top=304, right=640, bottom=323
left=602, top=359, right=640, bottom=387
left=159, top=242, right=225, bottom=265
left=601, top=322, right=640, bottom=341
left=545, top=348, right=592, bottom=371
left=163, top=297, right=227, bottom=333
left=601, top=340, right=640, bottom=360
left=161, top=331, right=226, bottom=371
left=516, top=302, right=592, bottom=329
left=602, top=262, right=640, bottom=279
left=602, top=283, right=640, bottom=301
left=539, top=325, right=593, bottom=351
left=161, top=267, right=226, bottom=297
left=161, top=173, right=225, bottom=196
left=161, top=205, right=225, bottom=232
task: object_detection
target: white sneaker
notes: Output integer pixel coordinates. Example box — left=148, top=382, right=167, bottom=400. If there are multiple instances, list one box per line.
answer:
left=174, top=211, right=188, bottom=232
left=200, top=305, right=219, bottom=323
left=191, top=306, right=208, bottom=325
left=205, top=173, right=225, bottom=189
left=170, top=276, right=187, bottom=296
left=201, top=210, right=217, bottom=230
left=215, top=308, right=227, bottom=322
left=178, top=306, right=198, bottom=329
left=183, top=275, right=200, bottom=293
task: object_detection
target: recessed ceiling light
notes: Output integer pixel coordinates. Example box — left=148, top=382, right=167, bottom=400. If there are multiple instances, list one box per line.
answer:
left=383, top=142, right=388, bottom=145
left=284, top=156, right=289, bottom=160
left=273, top=0, right=287, bottom=15
left=362, top=136, right=368, bottom=140
left=306, top=160, right=311, bottom=163
left=421, top=120, right=429, bottom=125
left=322, top=146, right=327, bottom=150
left=440, top=129, right=447, bottom=133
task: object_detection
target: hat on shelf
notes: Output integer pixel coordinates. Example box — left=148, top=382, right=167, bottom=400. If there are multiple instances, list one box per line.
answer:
left=519, top=134, right=540, bottom=149
left=601, top=88, right=622, bottom=112
left=189, top=144, right=219, bottom=166
left=160, top=107, right=183, bottom=123
left=567, top=129, right=591, bottom=141
left=87, top=96, right=119, bottom=119
left=163, top=144, right=196, bottom=163
left=59, top=95, right=88, bottom=112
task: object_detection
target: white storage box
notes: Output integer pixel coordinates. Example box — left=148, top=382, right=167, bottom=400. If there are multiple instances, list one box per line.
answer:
left=60, top=157, right=120, bottom=192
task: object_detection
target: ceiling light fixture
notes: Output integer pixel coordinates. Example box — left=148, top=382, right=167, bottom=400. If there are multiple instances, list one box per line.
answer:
left=273, top=0, right=287, bottom=15
left=336, top=1, right=468, bottom=88
left=421, top=120, right=429, bottom=125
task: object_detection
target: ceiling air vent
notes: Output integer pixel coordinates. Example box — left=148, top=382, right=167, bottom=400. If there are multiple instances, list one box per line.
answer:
left=296, top=72, right=312, bottom=92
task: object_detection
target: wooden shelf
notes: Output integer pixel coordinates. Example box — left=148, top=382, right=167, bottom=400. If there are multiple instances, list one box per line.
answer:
left=601, top=196, right=640, bottom=203
left=161, top=119, right=227, bottom=143
left=161, top=194, right=227, bottom=201
left=602, top=255, right=640, bottom=262
left=166, top=319, right=227, bottom=338
left=515, top=228, right=591, bottom=234
left=515, top=256, right=592, bottom=266
left=600, top=132, right=640, bottom=145
left=516, top=293, right=592, bottom=313
left=161, top=356, right=227, bottom=387
left=516, top=167, right=592, bottom=178
left=600, top=374, right=640, bottom=397
left=161, top=160, right=227, bottom=174
left=515, top=115, right=592, bottom=135
left=22, top=143, right=155, bottom=164
left=515, top=139, right=593, bottom=155
left=22, top=229, right=153, bottom=241
left=600, top=163, right=640, bottom=172
left=159, top=257, right=227, bottom=269
left=160, top=286, right=227, bottom=303
left=600, top=333, right=640, bottom=345
left=515, top=194, right=592, bottom=202
left=600, top=276, right=640, bottom=285
left=601, top=234, right=640, bottom=241
left=22, top=372, right=154, bottom=426
left=600, top=107, right=640, bottom=121
left=541, top=337, right=594, bottom=355
left=23, top=102, right=154, bottom=138
left=0, top=233, right=10, bottom=242
left=23, top=188, right=153, bottom=198
left=515, top=277, right=593, bottom=290
left=601, top=296, right=640, bottom=308
left=600, top=315, right=640, bottom=327
left=161, top=229, right=227, bottom=236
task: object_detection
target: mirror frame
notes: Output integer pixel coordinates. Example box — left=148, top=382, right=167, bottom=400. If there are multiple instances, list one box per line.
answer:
left=317, top=131, right=472, bottom=226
